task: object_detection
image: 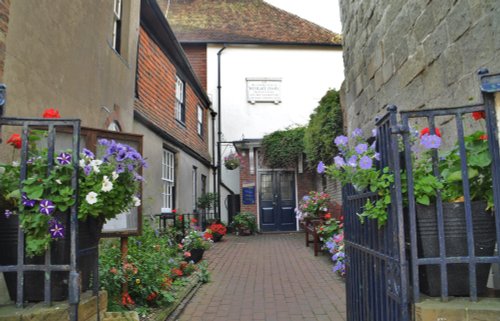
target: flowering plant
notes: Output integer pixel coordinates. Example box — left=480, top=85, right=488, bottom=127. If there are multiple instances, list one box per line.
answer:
left=181, top=229, right=211, bottom=251
left=207, top=222, right=227, bottom=237
left=325, top=230, right=345, bottom=276
left=224, top=153, right=241, bottom=170
left=295, top=191, right=331, bottom=221
left=323, top=111, right=492, bottom=227
left=0, top=109, right=146, bottom=256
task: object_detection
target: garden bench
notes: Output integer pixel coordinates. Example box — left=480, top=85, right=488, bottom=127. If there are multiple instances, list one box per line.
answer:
left=303, top=219, right=323, bottom=256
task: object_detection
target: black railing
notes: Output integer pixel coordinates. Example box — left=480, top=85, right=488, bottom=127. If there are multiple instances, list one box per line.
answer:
left=0, top=103, right=82, bottom=320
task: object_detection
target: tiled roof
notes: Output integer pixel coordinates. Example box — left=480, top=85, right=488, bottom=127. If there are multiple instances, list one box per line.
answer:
left=160, top=0, right=342, bottom=46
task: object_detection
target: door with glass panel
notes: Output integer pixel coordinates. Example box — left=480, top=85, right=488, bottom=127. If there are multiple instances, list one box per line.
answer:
left=259, top=171, right=296, bottom=231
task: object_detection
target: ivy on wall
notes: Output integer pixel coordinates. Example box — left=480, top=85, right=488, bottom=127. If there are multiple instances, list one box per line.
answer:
left=261, top=126, right=305, bottom=169
left=304, top=89, right=343, bottom=168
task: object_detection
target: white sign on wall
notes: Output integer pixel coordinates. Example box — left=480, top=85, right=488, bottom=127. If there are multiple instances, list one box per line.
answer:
left=246, top=78, right=282, bottom=104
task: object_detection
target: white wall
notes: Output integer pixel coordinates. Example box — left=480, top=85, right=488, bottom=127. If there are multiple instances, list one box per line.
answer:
left=207, top=44, right=344, bottom=142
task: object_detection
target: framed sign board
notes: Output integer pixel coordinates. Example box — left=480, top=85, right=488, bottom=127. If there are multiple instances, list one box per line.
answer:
left=246, top=78, right=282, bottom=104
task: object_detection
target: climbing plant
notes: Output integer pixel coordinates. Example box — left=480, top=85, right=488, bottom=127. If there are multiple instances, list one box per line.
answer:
left=261, top=126, right=305, bottom=168
left=304, top=89, right=343, bottom=168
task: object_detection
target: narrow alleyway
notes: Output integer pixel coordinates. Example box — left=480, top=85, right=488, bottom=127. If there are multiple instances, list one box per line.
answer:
left=177, top=233, right=346, bottom=321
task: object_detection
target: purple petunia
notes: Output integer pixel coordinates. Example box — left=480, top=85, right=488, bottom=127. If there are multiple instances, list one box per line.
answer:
left=355, top=143, right=368, bottom=154
left=374, top=153, right=381, bottom=161
left=83, top=148, right=94, bottom=159
left=4, top=210, right=12, bottom=218
left=347, top=155, right=357, bottom=167
left=83, top=165, right=92, bottom=176
left=116, top=149, right=128, bottom=162
left=334, top=135, right=348, bottom=147
left=352, top=128, right=363, bottom=137
left=56, top=152, right=72, bottom=165
left=359, top=156, right=373, bottom=169
left=49, top=220, right=65, bottom=239
left=39, top=199, right=56, bottom=215
left=372, top=128, right=377, bottom=137
left=420, top=134, right=442, bottom=149
left=133, top=172, right=144, bottom=182
left=22, top=193, right=36, bottom=207
left=115, top=164, right=125, bottom=174
left=332, top=251, right=345, bottom=261
left=317, top=161, right=326, bottom=174
left=334, top=156, right=346, bottom=168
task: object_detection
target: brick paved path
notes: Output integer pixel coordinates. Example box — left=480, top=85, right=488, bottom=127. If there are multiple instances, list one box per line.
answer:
left=177, top=233, right=346, bottom=321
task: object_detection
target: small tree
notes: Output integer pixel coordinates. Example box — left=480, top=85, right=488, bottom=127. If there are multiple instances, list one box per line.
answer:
left=304, top=89, right=343, bottom=168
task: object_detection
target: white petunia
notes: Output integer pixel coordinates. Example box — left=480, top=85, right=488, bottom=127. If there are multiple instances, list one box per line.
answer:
left=112, top=171, right=119, bottom=180
left=85, top=192, right=98, bottom=205
left=0, top=167, right=5, bottom=174
left=101, top=176, right=113, bottom=192
left=92, top=165, right=100, bottom=173
left=79, top=159, right=86, bottom=168
left=55, top=179, right=62, bottom=185
left=90, top=160, right=103, bottom=167
left=132, top=196, right=141, bottom=207
left=12, top=161, right=19, bottom=167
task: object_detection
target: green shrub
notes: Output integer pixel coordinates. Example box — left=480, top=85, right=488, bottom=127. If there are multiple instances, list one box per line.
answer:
left=231, top=212, right=257, bottom=233
left=261, top=126, right=305, bottom=168
left=304, top=89, right=343, bottom=167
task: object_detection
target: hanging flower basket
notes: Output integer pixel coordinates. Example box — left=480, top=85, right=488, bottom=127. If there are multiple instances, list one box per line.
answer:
left=224, top=153, right=241, bottom=170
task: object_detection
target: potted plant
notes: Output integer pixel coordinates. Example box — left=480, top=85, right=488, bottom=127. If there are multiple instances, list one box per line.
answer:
left=207, top=222, right=227, bottom=242
left=0, top=108, right=146, bottom=301
left=324, top=114, right=495, bottom=296
left=231, top=212, right=256, bottom=235
left=181, top=229, right=211, bottom=263
left=196, top=192, right=217, bottom=226
left=295, top=191, right=331, bottom=222
left=223, top=153, right=241, bottom=170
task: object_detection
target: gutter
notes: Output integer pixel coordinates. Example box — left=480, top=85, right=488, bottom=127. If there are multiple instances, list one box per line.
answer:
left=216, top=45, right=227, bottom=220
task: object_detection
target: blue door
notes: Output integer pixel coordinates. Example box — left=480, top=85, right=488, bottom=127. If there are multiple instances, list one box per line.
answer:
left=259, top=172, right=296, bottom=231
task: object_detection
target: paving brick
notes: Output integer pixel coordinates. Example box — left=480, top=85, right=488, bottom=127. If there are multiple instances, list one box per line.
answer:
left=177, top=234, right=346, bottom=321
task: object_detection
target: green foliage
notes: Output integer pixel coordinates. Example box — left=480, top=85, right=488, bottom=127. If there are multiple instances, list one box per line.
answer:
left=304, top=89, right=343, bottom=167
left=231, top=212, right=257, bottom=233
left=182, top=229, right=211, bottom=250
left=196, top=192, right=217, bottom=211
left=261, top=126, right=305, bottom=168
left=99, top=221, right=200, bottom=311
left=318, top=217, right=341, bottom=241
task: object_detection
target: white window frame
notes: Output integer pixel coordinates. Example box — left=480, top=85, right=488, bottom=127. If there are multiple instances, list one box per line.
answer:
left=197, top=105, right=203, bottom=136
left=161, top=149, right=175, bottom=212
left=175, top=76, right=185, bottom=123
left=112, top=0, right=122, bottom=52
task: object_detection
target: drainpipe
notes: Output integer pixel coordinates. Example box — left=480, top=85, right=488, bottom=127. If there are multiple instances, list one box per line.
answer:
left=217, top=45, right=226, bottom=220
left=211, top=110, right=217, bottom=215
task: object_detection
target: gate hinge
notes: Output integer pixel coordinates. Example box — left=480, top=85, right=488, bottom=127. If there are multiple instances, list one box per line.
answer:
left=390, top=125, right=409, bottom=135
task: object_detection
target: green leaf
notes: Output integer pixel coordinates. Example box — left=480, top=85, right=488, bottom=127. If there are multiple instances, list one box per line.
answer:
left=417, top=195, right=430, bottom=205
left=24, top=185, right=44, bottom=199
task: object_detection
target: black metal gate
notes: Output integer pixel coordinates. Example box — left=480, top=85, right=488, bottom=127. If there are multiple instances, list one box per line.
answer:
left=344, top=69, right=500, bottom=320
left=0, top=86, right=83, bottom=321
left=344, top=106, right=410, bottom=321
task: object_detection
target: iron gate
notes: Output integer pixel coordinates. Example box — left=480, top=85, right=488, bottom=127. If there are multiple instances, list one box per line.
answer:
left=345, top=70, right=500, bottom=320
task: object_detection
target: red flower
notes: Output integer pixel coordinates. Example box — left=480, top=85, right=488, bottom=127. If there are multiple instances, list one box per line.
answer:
left=178, top=215, right=183, bottom=221
left=171, top=268, right=183, bottom=277
left=479, top=134, right=488, bottom=141
left=191, top=218, right=198, bottom=224
left=121, top=292, right=135, bottom=306
left=204, top=232, right=213, bottom=240
left=109, top=267, right=118, bottom=275
left=172, top=209, right=177, bottom=214
left=146, top=292, right=158, bottom=301
left=420, top=127, right=441, bottom=137
left=42, top=108, right=61, bottom=118
left=472, top=111, right=486, bottom=121
left=6, top=133, right=22, bottom=149
left=184, top=251, right=191, bottom=257
left=208, top=223, right=227, bottom=236
left=324, top=213, right=332, bottom=220
left=178, top=243, right=183, bottom=249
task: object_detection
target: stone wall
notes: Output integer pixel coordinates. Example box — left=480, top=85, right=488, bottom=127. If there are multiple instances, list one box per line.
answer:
left=340, top=0, right=500, bottom=133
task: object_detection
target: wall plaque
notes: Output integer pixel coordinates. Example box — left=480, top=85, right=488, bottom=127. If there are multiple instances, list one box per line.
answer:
left=246, top=78, right=282, bottom=104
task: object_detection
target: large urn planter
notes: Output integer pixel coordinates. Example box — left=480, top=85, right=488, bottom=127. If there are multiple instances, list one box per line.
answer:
left=416, top=201, right=496, bottom=296
left=0, top=212, right=103, bottom=302
left=189, top=248, right=205, bottom=263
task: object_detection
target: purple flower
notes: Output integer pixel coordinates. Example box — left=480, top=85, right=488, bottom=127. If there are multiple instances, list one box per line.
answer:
left=116, top=164, right=125, bottom=174
left=352, top=128, right=363, bottom=137
left=83, top=165, right=92, bottom=176
left=4, top=210, right=13, bottom=218
left=83, top=148, right=94, bottom=159
left=39, top=199, right=56, bottom=215
left=116, top=149, right=128, bottom=162
left=98, top=139, right=111, bottom=146
left=370, top=140, right=376, bottom=150
left=56, top=152, right=72, bottom=165
left=49, top=220, right=65, bottom=239
left=334, top=156, right=346, bottom=168
left=355, top=143, right=368, bottom=154
left=374, top=153, right=381, bottom=161
left=359, top=156, right=373, bottom=169
left=420, top=134, right=442, bottom=149
left=317, top=161, right=325, bottom=174
left=127, top=164, right=135, bottom=172
left=347, top=155, right=357, bottom=167
left=334, top=135, right=348, bottom=147
left=133, top=172, right=144, bottom=182
left=372, top=128, right=377, bottom=137
left=22, top=193, right=36, bottom=207
left=333, top=251, right=345, bottom=261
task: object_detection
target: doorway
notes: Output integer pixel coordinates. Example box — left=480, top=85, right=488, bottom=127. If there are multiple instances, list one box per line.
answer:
left=259, top=171, right=296, bottom=231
